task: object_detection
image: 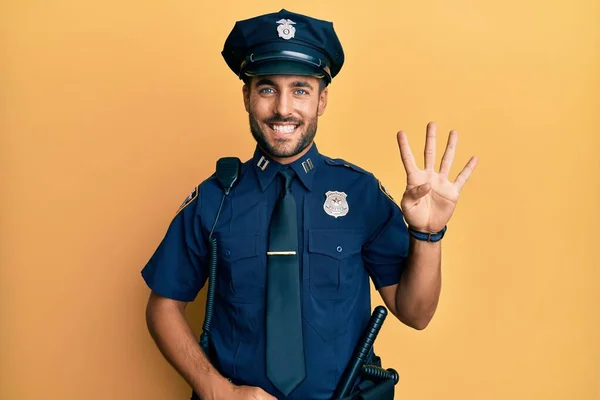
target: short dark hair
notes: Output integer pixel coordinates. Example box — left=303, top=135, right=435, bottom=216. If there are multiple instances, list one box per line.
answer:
left=242, top=75, right=328, bottom=93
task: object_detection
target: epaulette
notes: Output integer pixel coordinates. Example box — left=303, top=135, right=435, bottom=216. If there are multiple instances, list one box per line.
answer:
left=323, top=157, right=374, bottom=177
left=325, top=157, right=400, bottom=208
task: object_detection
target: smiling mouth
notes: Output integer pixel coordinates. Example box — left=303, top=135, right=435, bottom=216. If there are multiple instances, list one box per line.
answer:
left=268, top=124, right=299, bottom=134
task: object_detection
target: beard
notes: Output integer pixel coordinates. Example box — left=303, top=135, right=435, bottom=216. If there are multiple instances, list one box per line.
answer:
left=249, top=112, right=318, bottom=159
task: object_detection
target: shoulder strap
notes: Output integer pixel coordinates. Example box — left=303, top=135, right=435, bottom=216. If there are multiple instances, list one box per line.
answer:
left=323, top=157, right=374, bottom=177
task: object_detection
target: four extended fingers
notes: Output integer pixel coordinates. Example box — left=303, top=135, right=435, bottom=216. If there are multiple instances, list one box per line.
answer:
left=397, top=122, right=477, bottom=190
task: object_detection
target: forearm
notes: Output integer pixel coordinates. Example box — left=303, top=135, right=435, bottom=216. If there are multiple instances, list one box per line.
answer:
left=145, top=296, right=231, bottom=400
left=396, top=237, right=442, bottom=329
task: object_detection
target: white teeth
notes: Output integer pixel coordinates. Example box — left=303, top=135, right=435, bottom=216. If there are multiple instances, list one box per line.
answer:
left=271, top=125, right=296, bottom=133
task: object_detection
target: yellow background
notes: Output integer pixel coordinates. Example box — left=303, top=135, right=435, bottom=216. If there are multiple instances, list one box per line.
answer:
left=2, top=0, right=599, bottom=399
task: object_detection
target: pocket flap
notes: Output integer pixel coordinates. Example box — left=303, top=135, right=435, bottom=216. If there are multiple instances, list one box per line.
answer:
left=219, top=234, right=259, bottom=262
left=308, top=229, right=363, bottom=260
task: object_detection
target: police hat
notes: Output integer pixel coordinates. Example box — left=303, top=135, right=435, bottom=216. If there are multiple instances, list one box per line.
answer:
left=221, top=9, right=345, bottom=84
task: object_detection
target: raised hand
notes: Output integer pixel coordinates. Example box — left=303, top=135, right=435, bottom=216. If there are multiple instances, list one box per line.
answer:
left=397, top=122, right=478, bottom=233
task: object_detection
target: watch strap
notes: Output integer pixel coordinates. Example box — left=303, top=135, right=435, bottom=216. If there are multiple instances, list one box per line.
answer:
left=407, top=225, right=447, bottom=242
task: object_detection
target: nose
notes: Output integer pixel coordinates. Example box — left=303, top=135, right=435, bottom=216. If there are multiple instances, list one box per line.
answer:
left=273, top=92, right=292, bottom=117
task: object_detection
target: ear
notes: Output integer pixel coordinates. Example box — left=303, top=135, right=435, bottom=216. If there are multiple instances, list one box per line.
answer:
left=242, top=82, right=250, bottom=113
left=317, top=86, right=328, bottom=116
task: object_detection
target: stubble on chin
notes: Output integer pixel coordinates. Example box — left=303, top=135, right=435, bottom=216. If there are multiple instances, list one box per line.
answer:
left=248, top=113, right=318, bottom=159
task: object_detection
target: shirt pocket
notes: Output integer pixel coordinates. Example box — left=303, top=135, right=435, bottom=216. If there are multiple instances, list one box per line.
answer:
left=216, top=233, right=264, bottom=303
left=307, top=229, right=364, bottom=301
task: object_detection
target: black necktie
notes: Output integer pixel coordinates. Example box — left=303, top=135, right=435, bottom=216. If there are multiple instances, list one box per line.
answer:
left=266, top=168, right=306, bottom=396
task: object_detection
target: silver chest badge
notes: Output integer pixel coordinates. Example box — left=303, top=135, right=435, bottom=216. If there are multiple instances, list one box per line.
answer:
left=324, top=191, right=349, bottom=218
left=276, top=19, right=296, bottom=40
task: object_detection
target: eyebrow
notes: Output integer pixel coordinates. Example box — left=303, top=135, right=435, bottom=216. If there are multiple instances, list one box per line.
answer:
left=255, top=78, right=277, bottom=87
left=291, top=81, right=314, bottom=90
left=255, top=78, right=314, bottom=91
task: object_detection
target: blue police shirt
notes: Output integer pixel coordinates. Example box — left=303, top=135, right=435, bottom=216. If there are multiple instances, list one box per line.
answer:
left=141, top=143, right=410, bottom=400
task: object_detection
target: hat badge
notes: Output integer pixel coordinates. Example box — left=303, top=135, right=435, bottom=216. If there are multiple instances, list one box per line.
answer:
left=276, top=19, right=296, bottom=40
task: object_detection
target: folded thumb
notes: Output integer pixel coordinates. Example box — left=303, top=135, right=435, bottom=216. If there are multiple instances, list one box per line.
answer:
left=408, top=182, right=431, bottom=201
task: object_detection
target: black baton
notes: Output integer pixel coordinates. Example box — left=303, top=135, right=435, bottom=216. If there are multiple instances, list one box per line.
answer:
left=332, top=306, right=388, bottom=399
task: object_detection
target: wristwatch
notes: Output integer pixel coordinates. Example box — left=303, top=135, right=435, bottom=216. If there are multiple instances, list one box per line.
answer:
left=407, top=225, right=447, bottom=242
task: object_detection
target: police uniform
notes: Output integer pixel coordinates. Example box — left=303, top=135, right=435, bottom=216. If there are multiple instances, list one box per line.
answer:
left=141, top=9, right=410, bottom=400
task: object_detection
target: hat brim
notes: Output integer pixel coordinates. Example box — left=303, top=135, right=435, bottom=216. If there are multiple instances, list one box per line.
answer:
left=243, top=60, right=326, bottom=80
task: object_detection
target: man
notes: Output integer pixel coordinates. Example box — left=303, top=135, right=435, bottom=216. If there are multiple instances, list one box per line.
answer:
left=141, top=9, right=478, bottom=400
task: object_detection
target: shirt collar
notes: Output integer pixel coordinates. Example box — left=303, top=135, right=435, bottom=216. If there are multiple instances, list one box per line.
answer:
left=252, top=143, right=320, bottom=192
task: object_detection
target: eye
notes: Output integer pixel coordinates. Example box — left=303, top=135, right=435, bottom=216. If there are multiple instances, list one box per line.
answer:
left=295, top=89, right=308, bottom=95
left=259, top=87, right=275, bottom=94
